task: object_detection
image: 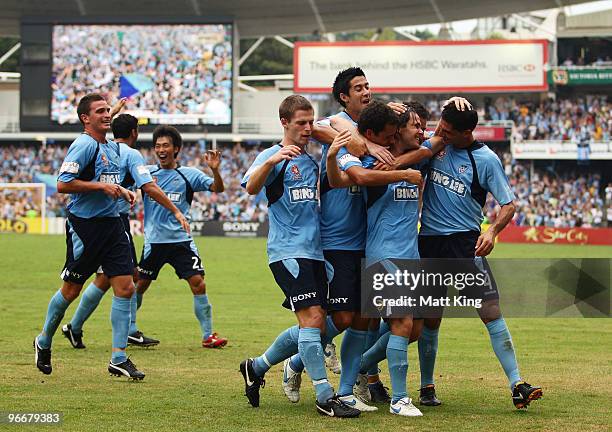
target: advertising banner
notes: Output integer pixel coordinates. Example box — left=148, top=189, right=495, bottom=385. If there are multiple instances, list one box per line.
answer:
left=548, top=67, right=612, bottom=86
left=295, top=40, right=548, bottom=93
left=498, top=225, right=612, bottom=246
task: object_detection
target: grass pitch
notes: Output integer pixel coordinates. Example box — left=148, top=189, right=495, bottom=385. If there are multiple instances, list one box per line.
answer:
left=0, top=234, right=610, bottom=431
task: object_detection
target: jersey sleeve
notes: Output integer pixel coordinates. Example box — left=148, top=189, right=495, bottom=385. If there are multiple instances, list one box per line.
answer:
left=241, top=146, right=281, bottom=188
left=57, top=136, right=97, bottom=183
left=188, top=168, right=214, bottom=192
left=337, top=146, right=364, bottom=172
left=127, top=148, right=153, bottom=188
left=481, top=152, right=515, bottom=205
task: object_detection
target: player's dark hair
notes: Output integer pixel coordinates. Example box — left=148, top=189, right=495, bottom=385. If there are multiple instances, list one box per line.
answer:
left=397, top=108, right=418, bottom=129
left=153, top=125, right=183, bottom=157
left=111, top=114, right=138, bottom=139
left=357, top=100, right=399, bottom=135
left=279, top=95, right=313, bottom=121
left=332, top=67, right=366, bottom=107
left=441, top=103, right=478, bottom=132
left=403, top=100, right=429, bottom=122
left=77, top=93, right=106, bottom=125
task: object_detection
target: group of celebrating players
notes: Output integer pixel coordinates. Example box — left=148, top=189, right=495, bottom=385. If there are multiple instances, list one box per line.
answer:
left=33, top=66, right=542, bottom=420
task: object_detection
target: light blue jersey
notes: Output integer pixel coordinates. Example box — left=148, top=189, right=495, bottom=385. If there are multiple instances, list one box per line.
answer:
left=317, top=111, right=366, bottom=251
left=241, top=144, right=323, bottom=263
left=420, top=140, right=515, bottom=235
left=143, top=165, right=213, bottom=244
left=338, top=141, right=432, bottom=263
left=117, top=143, right=153, bottom=215
left=58, top=134, right=123, bottom=218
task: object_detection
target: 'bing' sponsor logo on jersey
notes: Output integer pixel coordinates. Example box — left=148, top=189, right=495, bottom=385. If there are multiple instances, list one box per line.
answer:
left=99, top=171, right=120, bottom=184
left=430, top=168, right=467, bottom=196
left=289, top=186, right=318, bottom=203
left=393, top=185, right=419, bottom=201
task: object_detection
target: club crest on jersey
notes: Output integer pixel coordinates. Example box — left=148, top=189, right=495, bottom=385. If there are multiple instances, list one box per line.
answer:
left=459, top=164, right=468, bottom=174
left=101, top=153, right=109, bottom=166
left=290, top=164, right=302, bottom=180
left=289, top=186, right=317, bottom=203
left=430, top=168, right=467, bottom=196
left=436, top=150, right=446, bottom=160
left=394, top=185, right=419, bottom=201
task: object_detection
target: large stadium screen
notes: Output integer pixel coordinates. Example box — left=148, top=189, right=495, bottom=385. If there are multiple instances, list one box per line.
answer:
left=50, top=24, right=232, bottom=126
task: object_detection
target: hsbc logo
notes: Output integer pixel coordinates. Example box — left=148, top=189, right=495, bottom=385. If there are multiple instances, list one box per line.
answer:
left=499, top=63, right=537, bottom=73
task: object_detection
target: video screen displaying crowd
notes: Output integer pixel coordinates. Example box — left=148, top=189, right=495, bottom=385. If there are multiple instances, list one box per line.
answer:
left=51, top=24, right=232, bottom=124
left=1, top=141, right=610, bottom=227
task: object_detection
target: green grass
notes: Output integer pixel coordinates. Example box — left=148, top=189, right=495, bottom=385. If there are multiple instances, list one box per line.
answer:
left=0, top=234, right=610, bottom=431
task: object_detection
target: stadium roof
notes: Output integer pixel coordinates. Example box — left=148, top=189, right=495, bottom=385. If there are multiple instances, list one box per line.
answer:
left=0, top=0, right=597, bottom=38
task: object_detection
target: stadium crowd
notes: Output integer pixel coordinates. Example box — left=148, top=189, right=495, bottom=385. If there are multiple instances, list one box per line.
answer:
left=52, top=25, right=232, bottom=124
left=422, top=94, right=610, bottom=142
left=1, top=142, right=609, bottom=227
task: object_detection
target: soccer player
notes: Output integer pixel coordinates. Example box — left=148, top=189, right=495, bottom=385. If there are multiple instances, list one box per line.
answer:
left=34, top=93, right=144, bottom=379
left=417, top=103, right=543, bottom=409
left=282, top=68, right=417, bottom=410
left=239, top=95, right=360, bottom=418
left=327, top=101, right=434, bottom=416
left=61, top=113, right=190, bottom=350
left=134, top=125, right=227, bottom=349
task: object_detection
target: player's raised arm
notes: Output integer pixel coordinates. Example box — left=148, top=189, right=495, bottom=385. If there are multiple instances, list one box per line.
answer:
left=326, top=130, right=356, bottom=188
left=204, top=150, right=225, bottom=193
left=244, top=145, right=300, bottom=195
left=317, top=117, right=367, bottom=157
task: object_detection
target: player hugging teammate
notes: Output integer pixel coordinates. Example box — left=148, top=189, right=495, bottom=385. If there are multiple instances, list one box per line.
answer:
left=240, top=68, right=542, bottom=418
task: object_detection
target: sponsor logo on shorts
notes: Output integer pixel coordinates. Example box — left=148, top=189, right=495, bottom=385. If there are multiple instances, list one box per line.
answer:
left=99, top=171, right=120, bottom=184
left=289, top=186, right=318, bottom=203
left=291, top=292, right=317, bottom=303
left=328, top=297, right=349, bottom=304
left=348, top=185, right=362, bottom=195
left=60, top=161, right=80, bottom=174
left=137, top=267, right=154, bottom=276
left=430, top=168, right=467, bottom=197
left=394, top=185, right=419, bottom=201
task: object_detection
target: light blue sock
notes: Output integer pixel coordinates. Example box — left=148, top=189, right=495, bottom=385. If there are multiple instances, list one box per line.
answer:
left=193, top=294, right=212, bottom=339
left=418, top=326, right=439, bottom=387
left=136, top=292, right=143, bottom=309
left=360, top=330, right=391, bottom=374
left=299, top=327, right=334, bottom=403
left=110, top=296, right=131, bottom=364
left=486, top=318, right=522, bottom=389
left=338, top=328, right=368, bottom=396
left=387, top=334, right=409, bottom=403
left=287, top=315, right=341, bottom=373
left=70, top=282, right=106, bottom=334
left=365, top=326, right=380, bottom=376
left=378, top=320, right=390, bottom=337
left=129, top=292, right=138, bottom=335
left=252, top=325, right=299, bottom=377
left=38, top=289, right=71, bottom=349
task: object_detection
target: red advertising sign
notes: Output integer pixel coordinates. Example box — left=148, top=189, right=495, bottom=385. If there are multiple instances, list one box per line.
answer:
left=498, top=225, right=612, bottom=246
left=473, top=126, right=507, bottom=142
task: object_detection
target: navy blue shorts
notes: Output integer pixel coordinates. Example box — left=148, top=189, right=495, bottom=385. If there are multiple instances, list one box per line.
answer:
left=61, top=213, right=134, bottom=284
left=418, top=231, right=499, bottom=301
left=137, top=241, right=204, bottom=280
left=324, top=249, right=363, bottom=312
left=269, top=258, right=327, bottom=312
